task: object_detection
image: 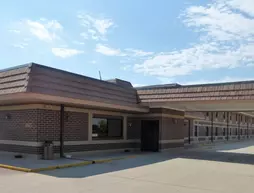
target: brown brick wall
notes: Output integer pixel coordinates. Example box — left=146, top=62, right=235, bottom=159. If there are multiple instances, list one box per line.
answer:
left=37, top=109, right=60, bottom=142
left=64, top=111, right=88, bottom=141
left=127, top=117, right=141, bottom=140
left=127, top=116, right=162, bottom=140
left=161, top=117, right=184, bottom=140
left=183, top=119, right=191, bottom=138
left=0, top=109, right=38, bottom=141
left=0, top=108, right=90, bottom=155
left=37, top=109, right=89, bottom=142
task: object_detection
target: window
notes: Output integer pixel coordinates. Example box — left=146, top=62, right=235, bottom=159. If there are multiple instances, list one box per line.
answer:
left=223, top=112, right=225, bottom=119
left=215, top=127, right=218, bottom=136
left=92, top=116, right=123, bottom=140
left=236, top=115, right=238, bottom=122
left=235, top=128, right=238, bottom=135
left=240, top=129, right=242, bottom=135
left=215, top=112, right=218, bottom=118
left=229, top=128, right=231, bottom=135
left=206, top=126, right=209, bottom=136
left=229, top=113, right=232, bottom=121
left=194, top=126, right=198, bottom=137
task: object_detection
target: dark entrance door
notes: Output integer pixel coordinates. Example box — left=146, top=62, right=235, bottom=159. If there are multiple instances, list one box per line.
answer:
left=141, top=120, right=159, bottom=152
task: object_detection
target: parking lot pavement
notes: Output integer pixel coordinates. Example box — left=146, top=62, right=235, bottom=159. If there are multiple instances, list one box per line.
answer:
left=1, top=140, right=254, bottom=193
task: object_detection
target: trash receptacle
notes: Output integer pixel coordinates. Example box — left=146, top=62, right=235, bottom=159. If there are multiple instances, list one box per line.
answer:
left=43, top=141, right=54, bottom=160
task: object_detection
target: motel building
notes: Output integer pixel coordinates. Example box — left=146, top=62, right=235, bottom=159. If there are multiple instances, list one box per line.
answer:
left=0, top=63, right=254, bottom=158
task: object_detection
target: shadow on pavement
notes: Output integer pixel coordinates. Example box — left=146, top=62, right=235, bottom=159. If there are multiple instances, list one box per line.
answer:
left=40, top=141, right=254, bottom=178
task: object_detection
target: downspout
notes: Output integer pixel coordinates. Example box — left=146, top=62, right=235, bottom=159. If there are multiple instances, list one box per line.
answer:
left=188, top=119, right=191, bottom=144
left=60, top=104, right=65, bottom=157
left=226, top=112, right=229, bottom=141
left=211, top=112, right=214, bottom=143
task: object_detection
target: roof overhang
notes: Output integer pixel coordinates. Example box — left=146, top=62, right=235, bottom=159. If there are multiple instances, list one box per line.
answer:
left=145, top=100, right=254, bottom=112
left=0, top=93, right=149, bottom=113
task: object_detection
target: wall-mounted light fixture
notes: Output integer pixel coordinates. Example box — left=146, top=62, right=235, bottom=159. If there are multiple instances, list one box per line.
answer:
left=5, top=114, right=11, bottom=120
left=128, top=122, right=132, bottom=127
left=172, top=118, right=178, bottom=124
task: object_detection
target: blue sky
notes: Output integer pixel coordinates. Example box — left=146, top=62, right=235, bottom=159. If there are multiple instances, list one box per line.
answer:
left=1, top=0, right=254, bottom=86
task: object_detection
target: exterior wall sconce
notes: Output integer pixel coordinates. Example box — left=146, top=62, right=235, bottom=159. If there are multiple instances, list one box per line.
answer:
left=128, top=122, right=132, bottom=127
left=172, top=118, right=178, bottom=124
left=5, top=114, right=11, bottom=120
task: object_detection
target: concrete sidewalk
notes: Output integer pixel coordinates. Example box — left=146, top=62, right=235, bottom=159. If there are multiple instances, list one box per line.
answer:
left=0, top=151, right=140, bottom=172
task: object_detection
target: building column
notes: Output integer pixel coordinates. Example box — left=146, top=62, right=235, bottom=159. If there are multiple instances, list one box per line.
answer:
left=247, top=117, right=249, bottom=139
left=60, top=104, right=65, bottom=157
left=188, top=119, right=191, bottom=144
left=88, top=112, right=93, bottom=141
left=123, top=115, right=127, bottom=140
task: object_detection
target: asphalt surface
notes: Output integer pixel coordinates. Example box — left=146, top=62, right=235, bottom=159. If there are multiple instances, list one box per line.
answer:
left=1, top=141, right=254, bottom=193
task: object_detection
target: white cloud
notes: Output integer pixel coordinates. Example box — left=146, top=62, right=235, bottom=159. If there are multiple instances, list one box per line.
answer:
left=125, top=48, right=154, bottom=57
left=12, top=42, right=28, bottom=49
left=95, top=44, right=154, bottom=60
left=45, top=20, right=63, bottom=30
left=94, top=19, right=114, bottom=34
left=78, top=13, right=114, bottom=41
left=134, top=0, right=254, bottom=78
left=95, top=44, right=123, bottom=56
left=10, top=18, right=63, bottom=45
left=73, top=40, right=85, bottom=45
left=52, top=48, right=84, bottom=58
left=9, top=29, right=20, bottom=34
left=90, top=60, right=97, bottom=64
left=227, top=0, right=254, bottom=17
left=181, top=76, right=254, bottom=85
left=25, top=19, right=62, bottom=42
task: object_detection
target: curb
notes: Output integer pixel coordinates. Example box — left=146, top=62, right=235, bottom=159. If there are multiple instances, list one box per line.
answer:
left=0, top=155, right=137, bottom=173
left=31, top=160, right=93, bottom=172
left=0, top=164, right=32, bottom=172
left=94, top=155, right=137, bottom=164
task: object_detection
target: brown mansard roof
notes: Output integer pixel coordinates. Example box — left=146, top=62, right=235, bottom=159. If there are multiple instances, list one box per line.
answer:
left=137, top=81, right=254, bottom=102
left=0, top=63, right=143, bottom=110
left=1, top=62, right=254, bottom=107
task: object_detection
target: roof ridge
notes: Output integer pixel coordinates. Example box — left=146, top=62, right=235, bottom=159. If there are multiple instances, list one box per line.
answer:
left=0, top=63, right=33, bottom=73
